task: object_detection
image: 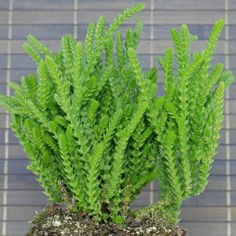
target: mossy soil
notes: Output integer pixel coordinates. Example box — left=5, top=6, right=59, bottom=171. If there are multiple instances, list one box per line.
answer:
left=25, top=205, right=187, bottom=236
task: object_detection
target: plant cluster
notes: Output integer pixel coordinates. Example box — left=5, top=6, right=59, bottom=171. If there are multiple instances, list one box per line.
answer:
left=148, top=19, right=234, bottom=221
left=0, top=3, right=234, bottom=225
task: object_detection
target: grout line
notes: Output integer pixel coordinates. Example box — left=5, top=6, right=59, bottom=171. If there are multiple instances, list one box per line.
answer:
left=149, top=0, right=154, bottom=205
left=2, top=0, right=13, bottom=235
left=224, top=0, right=232, bottom=236
left=0, top=23, right=236, bottom=27
left=1, top=51, right=236, bottom=56
left=150, top=0, right=154, bottom=68
left=1, top=157, right=235, bottom=161
left=73, top=0, right=78, bottom=39
left=2, top=8, right=236, bottom=12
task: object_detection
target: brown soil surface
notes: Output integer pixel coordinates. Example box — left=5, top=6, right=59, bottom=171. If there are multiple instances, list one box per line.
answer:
left=25, top=205, right=187, bottom=236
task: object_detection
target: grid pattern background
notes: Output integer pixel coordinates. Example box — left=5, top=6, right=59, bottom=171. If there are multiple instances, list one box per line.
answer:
left=0, top=0, right=236, bottom=235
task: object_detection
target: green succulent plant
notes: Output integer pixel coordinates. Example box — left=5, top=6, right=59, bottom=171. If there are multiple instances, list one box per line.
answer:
left=0, top=3, right=234, bottom=225
left=148, top=19, right=234, bottom=222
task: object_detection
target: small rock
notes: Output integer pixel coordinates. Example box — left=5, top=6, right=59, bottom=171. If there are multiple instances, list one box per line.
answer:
left=65, top=216, right=72, bottom=221
left=42, top=223, right=49, bottom=228
left=52, top=219, right=61, bottom=227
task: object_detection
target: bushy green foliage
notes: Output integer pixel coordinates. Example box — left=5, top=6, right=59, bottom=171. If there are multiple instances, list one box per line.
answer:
left=0, top=3, right=234, bottom=225
left=0, top=3, right=158, bottom=223
left=148, top=19, right=234, bottom=222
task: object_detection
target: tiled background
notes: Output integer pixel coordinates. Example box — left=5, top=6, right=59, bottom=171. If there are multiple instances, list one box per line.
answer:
left=0, top=0, right=236, bottom=235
